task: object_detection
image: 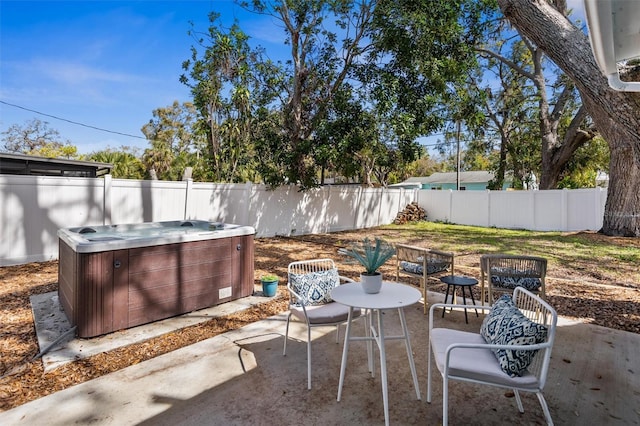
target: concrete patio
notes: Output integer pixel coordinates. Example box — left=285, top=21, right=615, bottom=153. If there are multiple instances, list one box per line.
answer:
left=1, top=291, right=639, bottom=425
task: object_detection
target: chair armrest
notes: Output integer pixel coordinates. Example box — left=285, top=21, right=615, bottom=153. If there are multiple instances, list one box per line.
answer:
left=428, top=249, right=455, bottom=259
left=396, top=245, right=455, bottom=276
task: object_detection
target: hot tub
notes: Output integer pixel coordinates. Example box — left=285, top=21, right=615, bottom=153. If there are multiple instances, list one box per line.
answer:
left=58, top=220, right=255, bottom=338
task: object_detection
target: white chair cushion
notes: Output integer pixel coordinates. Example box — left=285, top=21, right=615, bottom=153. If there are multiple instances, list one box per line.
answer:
left=430, top=328, right=540, bottom=390
left=291, top=302, right=361, bottom=324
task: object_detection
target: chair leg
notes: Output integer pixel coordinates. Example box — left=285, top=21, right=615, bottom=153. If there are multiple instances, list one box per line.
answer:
left=335, top=324, right=340, bottom=343
left=426, top=341, right=432, bottom=403
left=536, top=392, right=554, bottom=426
left=283, top=313, right=292, bottom=356
left=422, top=278, right=427, bottom=314
left=307, top=326, right=312, bottom=390
left=514, top=389, right=524, bottom=413
left=442, top=374, right=449, bottom=425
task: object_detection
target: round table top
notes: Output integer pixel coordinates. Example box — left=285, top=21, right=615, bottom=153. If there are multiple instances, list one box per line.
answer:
left=439, top=275, right=478, bottom=286
left=331, top=281, right=421, bottom=309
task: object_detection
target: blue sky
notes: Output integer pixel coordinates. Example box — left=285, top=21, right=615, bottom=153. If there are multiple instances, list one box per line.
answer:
left=1, top=1, right=588, bottom=157
left=0, top=1, right=286, bottom=154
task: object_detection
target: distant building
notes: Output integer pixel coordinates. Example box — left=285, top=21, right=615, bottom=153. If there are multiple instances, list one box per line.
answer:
left=0, top=152, right=112, bottom=177
left=396, top=171, right=513, bottom=191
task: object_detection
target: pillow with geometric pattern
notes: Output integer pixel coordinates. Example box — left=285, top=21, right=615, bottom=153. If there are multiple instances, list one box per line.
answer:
left=490, top=267, right=541, bottom=291
left=289, top=268, right=340, bottom=306
left=480, top=294, right=548, bottom=377
left=400, top=260, right=450, bottom=275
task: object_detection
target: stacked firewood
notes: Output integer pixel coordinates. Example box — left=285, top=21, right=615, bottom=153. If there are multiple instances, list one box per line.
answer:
left=393, top=202, right=427, bottom=224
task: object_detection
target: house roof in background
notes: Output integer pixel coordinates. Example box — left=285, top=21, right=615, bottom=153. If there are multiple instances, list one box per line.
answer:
left=0, top=152, right=112, bottom=177
left=404, top=171, right=496, bottom=185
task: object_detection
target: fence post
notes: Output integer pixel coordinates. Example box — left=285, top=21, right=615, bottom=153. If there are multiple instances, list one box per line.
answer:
left=486, top=189, right=491, bottom=227
left=595, top=187, right=604, bottom=230
left=324, top=185, right=331, bottom=233
left=353, top=185, right=362, bottom=230
left=530, top=189, right=536, bottom=230
left=244, top=182, right=253, bottom=228
left=184, top=178, right=193, bottom=220
left=562, top=188, right=569, bottom=231
left=103, top=174, right=112, bottom=225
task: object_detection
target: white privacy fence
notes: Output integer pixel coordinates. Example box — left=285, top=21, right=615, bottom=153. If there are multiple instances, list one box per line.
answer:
left=0, top=175, right=415, bottom=266
left=417, top=187, right=607, bottom=231
left=0, top=174, right=607, bottom=266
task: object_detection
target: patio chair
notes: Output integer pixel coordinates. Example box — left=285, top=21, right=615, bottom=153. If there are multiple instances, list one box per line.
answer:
left=395, top=244, right=455, bottom=313
left=480, top=254, right=547, bottom=305
left=427, top=287, right=557, bottom=425
left=283, top=258, right=363, bottom=390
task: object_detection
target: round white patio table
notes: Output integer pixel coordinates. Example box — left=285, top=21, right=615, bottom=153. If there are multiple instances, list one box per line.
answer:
left=331, top=281, right=421, bottom=426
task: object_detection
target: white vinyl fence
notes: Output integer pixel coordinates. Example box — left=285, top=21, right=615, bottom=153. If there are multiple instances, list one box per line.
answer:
left=0, top=174, right=607, bottom=266
left=0, top=175, right=415, bottom=266
left=418, top=188, right=607, bottom=231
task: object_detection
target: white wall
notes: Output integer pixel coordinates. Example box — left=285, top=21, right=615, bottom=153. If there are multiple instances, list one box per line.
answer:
left=0, top=174, right=606, bottom=267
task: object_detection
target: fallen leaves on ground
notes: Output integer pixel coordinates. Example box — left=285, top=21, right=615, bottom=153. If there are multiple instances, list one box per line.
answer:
left=1, top=230, right=638, bottom=411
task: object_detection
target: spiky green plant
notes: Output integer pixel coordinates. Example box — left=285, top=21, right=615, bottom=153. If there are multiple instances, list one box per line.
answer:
left=344, top=237, right=396, bottom=275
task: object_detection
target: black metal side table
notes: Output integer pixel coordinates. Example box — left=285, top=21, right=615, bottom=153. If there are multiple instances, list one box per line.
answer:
left=439, top=275, right=479, bottom=323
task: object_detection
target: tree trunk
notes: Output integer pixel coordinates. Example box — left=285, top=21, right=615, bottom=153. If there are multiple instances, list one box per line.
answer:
left=498, top=0, right=640, bottom=236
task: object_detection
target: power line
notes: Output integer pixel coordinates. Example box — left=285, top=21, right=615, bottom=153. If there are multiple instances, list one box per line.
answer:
left=0, top=100, right=147, bottom=140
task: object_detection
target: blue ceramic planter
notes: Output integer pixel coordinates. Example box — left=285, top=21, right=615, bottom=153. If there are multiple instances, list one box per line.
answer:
left=262, top=279, right=278, bottom=297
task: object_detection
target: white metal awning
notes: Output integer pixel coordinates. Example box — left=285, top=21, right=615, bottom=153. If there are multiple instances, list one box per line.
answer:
left=583, top=0, right=640, bottom=92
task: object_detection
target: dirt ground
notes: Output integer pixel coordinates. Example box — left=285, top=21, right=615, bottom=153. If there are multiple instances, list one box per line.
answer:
left=1, top=228, right=639, bottom=411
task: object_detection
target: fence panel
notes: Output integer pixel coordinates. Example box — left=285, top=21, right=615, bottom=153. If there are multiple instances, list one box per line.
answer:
left=1, top=174, right=608, bottom=266
left=566, top=188, right=606, bottom=231
left=451, top=190, right=489, bottom=227
left=325, top=186, right=362, bottom=233
left=417, top=190, right=451, bottom=222
left=0, top=175, right=106, bottom=264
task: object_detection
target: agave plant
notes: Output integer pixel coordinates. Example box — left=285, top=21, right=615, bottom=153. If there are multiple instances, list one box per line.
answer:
left=344, top=237, right=396, bottom=275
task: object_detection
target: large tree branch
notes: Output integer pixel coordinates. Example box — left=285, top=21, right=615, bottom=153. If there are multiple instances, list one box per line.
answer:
left=475, top=47, right=535, bottom=81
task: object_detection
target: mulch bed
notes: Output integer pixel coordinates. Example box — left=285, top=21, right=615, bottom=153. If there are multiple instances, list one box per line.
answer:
left=1, top=230, right=638, bottom=411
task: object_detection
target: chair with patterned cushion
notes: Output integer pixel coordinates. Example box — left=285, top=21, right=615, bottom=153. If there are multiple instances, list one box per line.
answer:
left=427, top=287, right=557, bottom=425
left=395, top=244, right=455, bottom=313
left=480, top=254, right=547, bottom=305
left=283, top=258, right=363, bottom=390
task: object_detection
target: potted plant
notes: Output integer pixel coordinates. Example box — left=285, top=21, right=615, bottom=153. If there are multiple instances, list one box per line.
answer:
left=261, top=274, right=279, bottom=297
left=343, top=237, right=395, bottom=294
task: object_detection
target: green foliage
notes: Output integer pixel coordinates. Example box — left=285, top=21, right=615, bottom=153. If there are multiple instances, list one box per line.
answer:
left=344, top=237, right=396, bottom=275
left=87, top=148, right=145, bottom=179
left=29, top=142, right=79, bottom=159
left=176, top=1, right=491, bottom=189
left=181, top=15, right=256, bottom=183
left=141, top=101, right=208, bottom=181
left=557, top=136, right=609, bottom=188
left=261, top=274, right=278, bottom=282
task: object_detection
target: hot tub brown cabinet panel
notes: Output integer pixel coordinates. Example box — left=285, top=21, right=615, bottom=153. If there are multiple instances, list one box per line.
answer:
left=58, top=221, right=255, bottom=338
